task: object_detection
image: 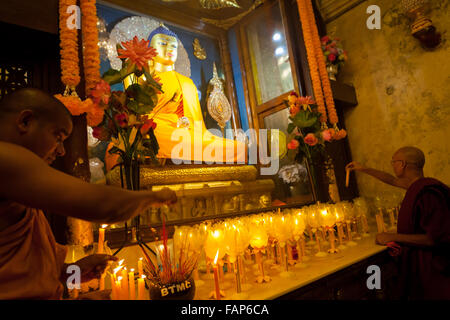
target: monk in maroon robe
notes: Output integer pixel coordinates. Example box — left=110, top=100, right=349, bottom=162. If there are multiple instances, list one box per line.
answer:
left=0, top=88, right=176, bottom=299
left=347, top=146, right=450, bottom=299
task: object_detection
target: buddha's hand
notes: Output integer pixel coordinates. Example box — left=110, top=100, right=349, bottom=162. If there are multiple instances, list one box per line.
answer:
left=153, top=187, right=177, bottom=206
left=345, top=161, right=366, bottom=172
left=75, top=254, right=118, bottom=282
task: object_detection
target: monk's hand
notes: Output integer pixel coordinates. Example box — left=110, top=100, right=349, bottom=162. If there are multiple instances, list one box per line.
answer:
left=376, top=232, right=395, bottom=245
left=78, top=289, right=112, bottom=300
left=75, top=254, right=118, bottom=282
left=345, top=161, right=365, bottom=172
left=153, top=187, right=177, bottom=206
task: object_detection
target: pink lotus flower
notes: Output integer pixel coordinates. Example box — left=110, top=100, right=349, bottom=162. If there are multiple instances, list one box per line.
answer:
left=322, top=129, right=333, bottom=142
left=287, top=139, right=300, bottom=150
left=90, top=80, right=111, bottom=106
left=115, top=113, right=129, bottom=128
left=297, top=96, right=315, bottom=105
left=328, top=54, right=336, bottom=62
left=117, top=36, right=158, bottom=71
left=304, top=133, right=318, bottom=146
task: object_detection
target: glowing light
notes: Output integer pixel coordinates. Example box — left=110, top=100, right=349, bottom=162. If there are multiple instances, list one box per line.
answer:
left=272, top=32, right=281, bottom=41
left=275, top=47, right=285, bottom=56
left=101, top=224, right=108, bottom=228
left=212, top=230, right=221, bottom=238
left=321, top=210, right=328, bottom=216
left=214, top=249, right=219, bottom=264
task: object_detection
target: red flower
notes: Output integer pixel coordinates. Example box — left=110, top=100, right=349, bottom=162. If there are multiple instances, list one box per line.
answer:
left=115, top=113, right=129, bottom=128
left=92, top=126, right=111, bottom=141
left=290, top=105, right=300, bottom=116
left=140, top=116, right=157, bottom=135
left=328, top=54, right=336, bottom=62
left=304, top=133, right=318, bottom=146
left=90, top=80, right=111, bottom=106
left=321, top=36, right=330, bottom=43
left=117, top=36, right=158, bottom=71
left=322, top=129, right=333, bottom=142
left=287, top=139, right=300, bottom=150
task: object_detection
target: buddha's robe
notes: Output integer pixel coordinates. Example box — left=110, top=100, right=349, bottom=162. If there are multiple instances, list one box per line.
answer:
left=396, top=177, right=450, bottom=299
left=0, top=205, right=67, bottom=299
left=105, top=71, right=246, bottom=171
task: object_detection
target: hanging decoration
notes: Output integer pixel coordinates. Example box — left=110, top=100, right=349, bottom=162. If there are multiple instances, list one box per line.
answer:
left=206, top=63, right=232, bottom=133
left=56, top=0, right=103, bottom=127
left=80, top=0, right=101, bottom=94
left=296, top=0, right=346, bottom=137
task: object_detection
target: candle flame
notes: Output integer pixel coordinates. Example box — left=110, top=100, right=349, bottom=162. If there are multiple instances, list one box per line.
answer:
left=295, top=219, right=298, bottom=225
left=113, top=265, right=123, bottom=275
left=139, top=257, right=143, bottom=261
left=281, top=216, right=285, bottom=222
left=214, top=249, right=219, bottom=264
left=118, top=276, right=122, bottom=281
left=130, top=268, right=135, bottom=272
left=101, top=224, right=108, bottom=228
left=159, top=244, right=164, bottom=251
left=141, top=275, right=146, bottom=279
left=321, top=210, right=328, bottom=216
left=118, top=259, right=124, bottom=266
left=212, top=230, right=220, bottom=238
left=232, top=224, right=236, bottom=230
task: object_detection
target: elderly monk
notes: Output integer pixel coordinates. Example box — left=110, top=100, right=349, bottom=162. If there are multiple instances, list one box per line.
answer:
left=0, top=88, right=176, bottom=299
left=346, top=146, right=450, bottom=299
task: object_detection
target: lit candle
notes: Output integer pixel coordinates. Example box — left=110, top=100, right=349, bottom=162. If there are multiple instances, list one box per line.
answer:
left=138, top=257, right=144, bottom=277
left=110, top=274, right=117, bottom=300
left=137, top=275, right=147, bottom=300
left=97, top=224, right=107, bottom=254
left=346, top=169, right=350, bottom=187
left=213, top=250, right=221, bottom=300
left=99, top=273, right=105, bottom=291
left=128, top=269, right=136, bottom=300
left=121, top=267, right=129, bottom=300
left=117, top=276, right=123, bottom=300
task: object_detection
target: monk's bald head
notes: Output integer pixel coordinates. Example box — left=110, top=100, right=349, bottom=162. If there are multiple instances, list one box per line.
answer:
left=0, top=88, right=71, bottom=124
left=394, top=146, right=425, bottom=169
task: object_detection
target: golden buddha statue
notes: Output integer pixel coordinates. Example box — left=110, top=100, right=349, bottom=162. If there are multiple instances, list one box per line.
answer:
left=105, top=24, right=246, bottom=171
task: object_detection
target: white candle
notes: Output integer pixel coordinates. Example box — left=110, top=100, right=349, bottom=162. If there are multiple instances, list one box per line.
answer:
left=137, top=275, right=147, bottom=300
left=97, top=224, right=107, bottom=254
left=121, top=268, right=129, bottom=300
left=138, top=258, right=144, bottom=277
left=213, top=250, right=221, bottom=300
left=128, top=269, right=136, bottom=300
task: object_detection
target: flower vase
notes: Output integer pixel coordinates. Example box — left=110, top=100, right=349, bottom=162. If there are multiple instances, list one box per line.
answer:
left=119, top=158, right=141, bottom=240
left=326, top=64, right=338, bottom=81
left=149, top=277, right=196, bottom=300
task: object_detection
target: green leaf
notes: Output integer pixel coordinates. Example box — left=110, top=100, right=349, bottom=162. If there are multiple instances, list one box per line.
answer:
left=293, top=110, right=319, bottom=128
left=102, top=69, right=122, bottom=85
left=287, top=122, right=296, bottom=134
left=143, top=70, right=163, bottom=93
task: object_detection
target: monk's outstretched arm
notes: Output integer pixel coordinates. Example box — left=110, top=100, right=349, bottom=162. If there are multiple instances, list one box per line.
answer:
left=346, top=161, right=410, bottom=189
left=0, top=143, right=176, bottom=223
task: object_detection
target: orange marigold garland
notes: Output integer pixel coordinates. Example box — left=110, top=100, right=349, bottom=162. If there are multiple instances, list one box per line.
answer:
left=296, top=0, right=327, bottom=124
left=80, top=0, right=101, bottom=95
left=59, top=0, right=80, bottom=88
left=304, top=0, right=339, bottom=126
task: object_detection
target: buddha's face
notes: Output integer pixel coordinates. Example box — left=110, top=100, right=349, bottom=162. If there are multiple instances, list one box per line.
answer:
left=150, top=33, right=178, bottom=66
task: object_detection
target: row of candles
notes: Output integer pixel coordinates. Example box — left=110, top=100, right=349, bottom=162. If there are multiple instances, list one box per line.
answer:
left=97, top=225, right=147, bottom=300
left=95, top=197, right=399, bottom=300
left=171, top=197, right=399, bottom=299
